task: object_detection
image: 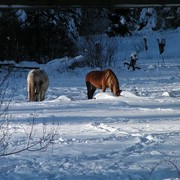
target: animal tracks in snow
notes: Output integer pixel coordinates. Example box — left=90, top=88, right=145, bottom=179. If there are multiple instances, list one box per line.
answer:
left=91, top=122, right=130, bottom=135
left=88, top=121, right=180, bottom=160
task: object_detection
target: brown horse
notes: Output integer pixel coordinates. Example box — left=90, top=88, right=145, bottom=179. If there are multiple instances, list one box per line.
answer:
left=27, top=69, right=49, bottom=101
left=85, top=69, right=121, bottom=99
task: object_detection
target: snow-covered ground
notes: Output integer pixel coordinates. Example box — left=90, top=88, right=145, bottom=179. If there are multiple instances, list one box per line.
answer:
left=0, top=28, right=180, bottom=180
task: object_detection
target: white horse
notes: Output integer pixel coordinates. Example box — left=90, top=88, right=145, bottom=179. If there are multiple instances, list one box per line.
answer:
left=27, top=69, right=49, bottom=101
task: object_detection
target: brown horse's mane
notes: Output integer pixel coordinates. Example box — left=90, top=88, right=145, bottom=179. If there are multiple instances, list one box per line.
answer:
left=104, top=69, right=119, bottom=87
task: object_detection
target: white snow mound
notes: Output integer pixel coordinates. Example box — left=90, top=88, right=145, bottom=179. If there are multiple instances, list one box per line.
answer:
left=94, top=92, right=117, bottom=99
left=121, top=91, right=138, bottom=98
left=162, top=91, right=175, bottom=97
left=51, top=95, right=73, bottom=102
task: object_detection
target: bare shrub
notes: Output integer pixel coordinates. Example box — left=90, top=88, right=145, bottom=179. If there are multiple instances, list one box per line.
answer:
left=149, top=158, right=180, bottom=179
left=79, top=35, right=117, bottom=69
left=0, top=117, right=57, bottom=156
left=0, top=69, right=11, bottom=117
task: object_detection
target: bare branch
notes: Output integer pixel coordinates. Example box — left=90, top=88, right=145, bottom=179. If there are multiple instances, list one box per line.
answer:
left=149, top=157, right=180, bottom=179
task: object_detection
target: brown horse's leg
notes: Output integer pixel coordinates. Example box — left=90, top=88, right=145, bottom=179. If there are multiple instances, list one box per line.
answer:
left=102, top=87, right=106, bottom=92
left=86, top=81, right=91, bottom=99
left=102, top=82, right=106, bottom=92
left=86, top=81, right=96, bottom=99
left=91, top=85, right=96, bottom=99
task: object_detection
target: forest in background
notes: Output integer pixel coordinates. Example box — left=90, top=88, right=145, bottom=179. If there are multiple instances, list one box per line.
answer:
left=0, top=7, right=179, bottom=63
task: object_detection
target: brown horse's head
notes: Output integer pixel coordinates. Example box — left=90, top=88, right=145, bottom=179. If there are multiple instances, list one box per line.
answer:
left=114, top=88, right=122, bottom=96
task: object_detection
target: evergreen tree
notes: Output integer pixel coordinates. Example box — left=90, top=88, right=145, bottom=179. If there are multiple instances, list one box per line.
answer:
left=107, top=8, right=132, bottom=37
left=79, top=8, right=109, bottom=36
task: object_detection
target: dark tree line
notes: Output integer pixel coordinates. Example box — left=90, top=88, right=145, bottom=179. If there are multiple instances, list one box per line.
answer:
left=0, top=7, right=179, bottom=64
left=0, top=8, right=81, bottom=63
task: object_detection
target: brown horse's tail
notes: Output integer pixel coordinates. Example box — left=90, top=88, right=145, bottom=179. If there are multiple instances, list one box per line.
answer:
left=86, top=81, right=96, bottom=99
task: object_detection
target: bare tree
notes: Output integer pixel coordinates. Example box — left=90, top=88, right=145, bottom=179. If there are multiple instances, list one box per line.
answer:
left=79, top=35, right=117, bottom=69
